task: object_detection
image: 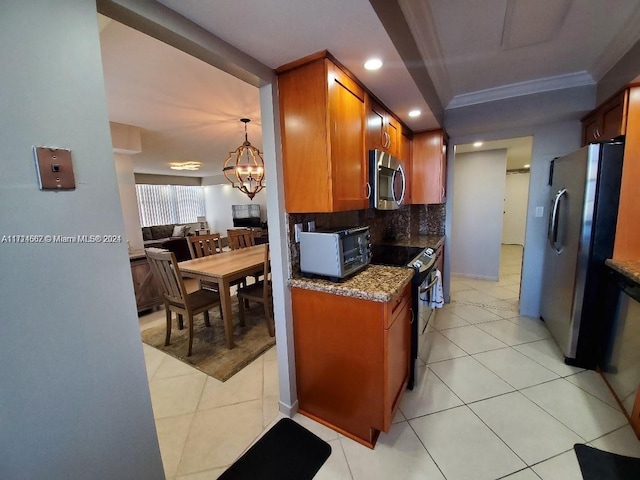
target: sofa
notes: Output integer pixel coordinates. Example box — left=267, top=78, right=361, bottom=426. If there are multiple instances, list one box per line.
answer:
left=142, top=224, right=192, bottom=262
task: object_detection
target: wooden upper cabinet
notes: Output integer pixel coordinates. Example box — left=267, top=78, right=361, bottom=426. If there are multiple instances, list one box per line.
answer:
left=582, top=89, right=628, bottom=145
left=411, top=129, right=448, bottom=205
left=398, top=127, right=412, bottom=204
left=613, top=85, right=640, bottom=260
left=277, top=53, right=368, bottom=213
left=366, top=97, right=399, bottom=156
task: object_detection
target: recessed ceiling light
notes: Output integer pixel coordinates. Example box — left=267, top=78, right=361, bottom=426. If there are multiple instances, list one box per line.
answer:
left=408, top=110, right=421, bottom=117
left=364, top=58, right=382, bottom=70
left=170, top=161, right=201, bottom=171
left=473, top=141, right=483, bottom=148
left=523, top=164, right=530, bottom=168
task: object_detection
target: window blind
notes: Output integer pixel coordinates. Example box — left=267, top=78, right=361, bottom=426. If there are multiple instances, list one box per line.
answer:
left=135, top=184, right=205, bottom=227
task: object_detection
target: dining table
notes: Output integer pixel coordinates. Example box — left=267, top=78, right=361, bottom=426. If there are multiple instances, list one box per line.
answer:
left=178, top=243, right=267, bottom=349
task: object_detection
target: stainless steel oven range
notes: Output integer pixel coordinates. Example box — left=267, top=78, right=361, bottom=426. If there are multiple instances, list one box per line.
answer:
left=370, top=244, right=439, bottom=389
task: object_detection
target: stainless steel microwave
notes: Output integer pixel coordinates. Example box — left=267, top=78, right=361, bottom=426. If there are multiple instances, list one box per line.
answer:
left=369, top=149, right=406, bottom=210
left=299, top=226, right=371, bottom=280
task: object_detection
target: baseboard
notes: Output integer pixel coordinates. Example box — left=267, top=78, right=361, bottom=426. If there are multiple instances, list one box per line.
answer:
left=451, top=272, right=499, bottom=281
left=278, top=399, right=299, bottom=417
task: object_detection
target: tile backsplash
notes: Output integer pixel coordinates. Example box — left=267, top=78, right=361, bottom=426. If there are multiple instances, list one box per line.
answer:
left=287, top=203, right=445, bottom=276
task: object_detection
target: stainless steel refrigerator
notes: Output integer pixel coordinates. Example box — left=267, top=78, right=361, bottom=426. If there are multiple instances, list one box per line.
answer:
left=540, top=139, right=624, bottom=369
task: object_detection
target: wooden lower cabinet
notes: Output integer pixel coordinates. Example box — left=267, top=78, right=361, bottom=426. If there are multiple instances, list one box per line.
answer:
left=291, top=283, right=411, bottom=448
left=130, top=255, right=163, bottom=313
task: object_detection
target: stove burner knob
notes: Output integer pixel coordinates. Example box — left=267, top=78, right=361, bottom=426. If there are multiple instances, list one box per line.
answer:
left=425, top=248, right=435, bottom=256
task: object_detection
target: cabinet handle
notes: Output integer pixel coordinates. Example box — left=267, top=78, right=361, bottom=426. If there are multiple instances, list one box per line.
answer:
left=441, top=186, right=445, bottom=199
left=365, top=182, right=371, bottom=199
left=382, top=131, right=390, bottom=149
left=594, top=128, right=601, bottom=139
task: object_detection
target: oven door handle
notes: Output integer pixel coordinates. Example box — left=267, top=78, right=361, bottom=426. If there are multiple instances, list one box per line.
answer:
left=419, top=276, right=439, bottom=294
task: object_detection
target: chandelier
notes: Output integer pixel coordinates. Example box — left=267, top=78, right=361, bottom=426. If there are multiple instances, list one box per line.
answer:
left=222, top=118, right=265, bottom=200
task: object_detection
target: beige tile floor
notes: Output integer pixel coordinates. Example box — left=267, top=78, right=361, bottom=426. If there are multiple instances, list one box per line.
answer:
left=141, top=245, right=640, bottom=479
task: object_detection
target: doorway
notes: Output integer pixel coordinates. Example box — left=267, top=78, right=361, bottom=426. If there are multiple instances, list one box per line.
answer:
left=451, top=136, right=533, bottom=288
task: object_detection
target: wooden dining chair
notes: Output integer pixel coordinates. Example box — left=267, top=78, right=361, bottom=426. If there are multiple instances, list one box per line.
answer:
left=227, top=228, right=262, bottom=288
left=236, top=243, right=275, bottom=337
left=188, top=233, right=245, bottom=293
left=227, top=228, right=255, bottom=250
left=145, top=247, right=223, bottom=357
left=188, top=233, right=222, bottom=258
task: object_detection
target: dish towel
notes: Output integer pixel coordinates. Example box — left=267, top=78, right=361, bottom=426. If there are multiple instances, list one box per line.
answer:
left=429, top=269, right=444, bottom=309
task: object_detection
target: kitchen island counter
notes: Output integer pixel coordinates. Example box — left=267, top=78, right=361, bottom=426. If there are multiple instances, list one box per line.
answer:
left=289, top=264, right=414, bottom=302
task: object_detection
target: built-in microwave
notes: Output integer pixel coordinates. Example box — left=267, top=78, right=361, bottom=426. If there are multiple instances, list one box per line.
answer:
left=299, top=226, right=371, bottom=280
left=369, top=149, right=405, bottom=210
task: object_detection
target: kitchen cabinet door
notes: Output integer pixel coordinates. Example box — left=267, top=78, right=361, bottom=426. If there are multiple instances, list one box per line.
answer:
left=614, top=85, right=640, bottom=259
left=366, top=97, right=399, bottom=157
left=412, top=129, right=448, bottom=204
left=278, top=53, right=368, bottom=213
left=383, top=287, right=411, bottom=431
left=398, top=127, right=412, bottom=204
left=291, top=283, right=411, bottom=448
left=328, top=63, right=369, bottom=211
left=581, top=89, right=628, bottom=145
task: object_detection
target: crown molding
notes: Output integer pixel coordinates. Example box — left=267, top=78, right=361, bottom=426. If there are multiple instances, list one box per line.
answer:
left=447, top=71, right=594, bottom=109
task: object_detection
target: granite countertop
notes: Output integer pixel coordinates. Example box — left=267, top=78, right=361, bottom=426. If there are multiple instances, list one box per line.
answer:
left=605, top=258, right=640, bottom=286
left=289, top=264, right=414, bottom=302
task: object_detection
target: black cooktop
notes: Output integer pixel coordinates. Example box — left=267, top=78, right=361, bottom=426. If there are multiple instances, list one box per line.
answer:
left=370, top=245, right=425, bottom=267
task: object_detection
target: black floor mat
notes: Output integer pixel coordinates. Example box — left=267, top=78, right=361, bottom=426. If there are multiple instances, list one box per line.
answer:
left=218, top=418, right=332, bottom=480
left=574, top=443, right=640, bottom=480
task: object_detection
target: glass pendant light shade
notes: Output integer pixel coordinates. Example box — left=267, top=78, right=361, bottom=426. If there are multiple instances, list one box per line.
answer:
left=222, top=118, right=265, bottom=200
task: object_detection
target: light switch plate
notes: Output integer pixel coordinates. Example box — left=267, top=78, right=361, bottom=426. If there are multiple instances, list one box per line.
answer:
left=33, top=146, right=76, bottom=190
left=294, top=223, right=303, bottom=243
left=535, top=206, right=544, bottom=217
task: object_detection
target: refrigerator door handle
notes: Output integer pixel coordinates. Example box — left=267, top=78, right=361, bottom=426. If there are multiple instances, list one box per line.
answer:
left=550, top=188, right=567, bottom=253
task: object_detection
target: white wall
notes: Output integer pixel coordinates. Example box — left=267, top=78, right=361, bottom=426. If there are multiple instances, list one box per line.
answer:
left=447, top=121, right=582, bottom=317
left=0, top=2, right=164, bottom=478
left=502, top=172, right=530, bottom=245
left=202, top=182, right=267, bottom=234
left=114, top=153, right=144, bottom=251
left=451, top=149, right=507, bottom=280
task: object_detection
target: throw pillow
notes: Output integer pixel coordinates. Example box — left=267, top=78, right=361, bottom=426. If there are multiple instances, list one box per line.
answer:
left=172, top=225, right=187, bottom=237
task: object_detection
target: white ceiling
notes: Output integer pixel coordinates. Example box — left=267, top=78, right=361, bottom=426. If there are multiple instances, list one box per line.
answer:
left=98, top=0, right=640, bottom=177
left=99, top=17, right=261, bottom=177
left=456, top=137, right=533, bottom=171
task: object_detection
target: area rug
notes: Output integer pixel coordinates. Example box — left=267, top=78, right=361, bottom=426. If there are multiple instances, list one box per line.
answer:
left=574, top=443, right=640, bottom=480
left=218, top=418, right=332, bottom=480
left=140, top=298, right=275, bottom=382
